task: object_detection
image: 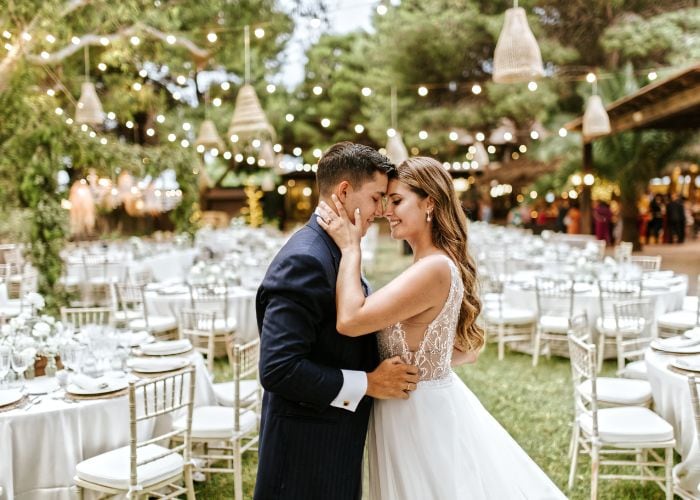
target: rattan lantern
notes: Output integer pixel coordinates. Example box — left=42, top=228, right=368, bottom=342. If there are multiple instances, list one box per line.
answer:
left=227, top=84, right=275, bottom=147
left=473, top=141, right=490, bottom=168
left=582, top=95, right=611, bottom=138
left=488, top=119, right=517, bottom=145
left=75, top=81, right=105, bottom=126
left=195, top=119, right=225, bottom=151
left=493, top=4, right=544, bottom=84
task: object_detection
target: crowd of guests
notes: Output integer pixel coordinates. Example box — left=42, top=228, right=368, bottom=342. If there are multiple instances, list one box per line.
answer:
left=502, top=192, right=699, bottom=246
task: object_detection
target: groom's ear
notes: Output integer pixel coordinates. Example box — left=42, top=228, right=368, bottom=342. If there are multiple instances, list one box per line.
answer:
left=336, top=180, right=351, bottom=203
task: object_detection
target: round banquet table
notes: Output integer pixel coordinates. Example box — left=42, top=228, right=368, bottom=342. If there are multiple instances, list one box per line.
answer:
left=0, top=351, right=216, bottom=500
left=144, top=286, right=258, bottom=342
left=646, top=349, right=700, bottom=496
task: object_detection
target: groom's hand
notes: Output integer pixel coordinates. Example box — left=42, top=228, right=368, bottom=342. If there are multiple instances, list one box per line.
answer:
left=366, top=356, right=419, bottom=400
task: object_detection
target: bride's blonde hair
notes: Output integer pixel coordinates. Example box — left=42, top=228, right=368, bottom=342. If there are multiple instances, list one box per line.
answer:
left=395, top=157, right=484, bottom=351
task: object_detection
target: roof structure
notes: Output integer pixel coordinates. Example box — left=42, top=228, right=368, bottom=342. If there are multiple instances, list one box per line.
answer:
left=566, top=63, right=700, bottom=140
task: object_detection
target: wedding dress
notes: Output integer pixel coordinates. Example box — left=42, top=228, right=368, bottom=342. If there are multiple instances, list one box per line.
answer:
left=368, top=256, right=566, bottom=499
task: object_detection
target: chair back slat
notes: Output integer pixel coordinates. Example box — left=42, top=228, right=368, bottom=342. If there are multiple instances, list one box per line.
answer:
left=60, top=306, right=114, bottom=328
left=630, top=255, right=662, bottom=273
left=567, top=332, right=598, bottom=436
left=535, top=277, right=575, bottom=317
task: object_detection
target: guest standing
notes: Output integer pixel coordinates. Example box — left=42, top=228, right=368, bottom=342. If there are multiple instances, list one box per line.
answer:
left=667, top=193, right=686, bottom=243
left=593, top=200, right=613, bottom=245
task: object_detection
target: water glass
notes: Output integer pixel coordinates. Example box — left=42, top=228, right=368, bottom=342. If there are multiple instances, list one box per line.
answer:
left=11, top=349, right=31, bottom=389
left=0, top=346, right=11, bottom=388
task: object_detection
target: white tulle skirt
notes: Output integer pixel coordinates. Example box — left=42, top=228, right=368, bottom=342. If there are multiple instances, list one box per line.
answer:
left=368, top=372, right=566, bottom=500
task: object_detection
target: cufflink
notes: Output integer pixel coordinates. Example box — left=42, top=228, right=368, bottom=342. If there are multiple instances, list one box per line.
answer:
left=343, top=400, right=350, bottom=407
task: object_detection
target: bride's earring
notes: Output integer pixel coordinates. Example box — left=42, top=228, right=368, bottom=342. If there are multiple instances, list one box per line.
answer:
left=426, top=211, right=432, bottom=222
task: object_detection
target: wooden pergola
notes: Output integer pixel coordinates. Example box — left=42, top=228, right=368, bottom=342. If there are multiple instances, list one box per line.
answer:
left=565, top=63, right=700, bottom=233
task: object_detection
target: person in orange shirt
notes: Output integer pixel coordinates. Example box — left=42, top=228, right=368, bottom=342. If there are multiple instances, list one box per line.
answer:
left=565, top=200, right=581, bottom=234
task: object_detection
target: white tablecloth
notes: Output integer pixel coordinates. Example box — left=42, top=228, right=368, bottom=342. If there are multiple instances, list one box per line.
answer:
left=646, top=349, right=700, bottom=495
left=144, top=287, right=258, bottom=341
left=0, top=351, right=216, bottom=500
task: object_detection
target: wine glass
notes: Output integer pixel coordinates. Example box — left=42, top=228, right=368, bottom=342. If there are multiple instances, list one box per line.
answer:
left=11, top=348, right=32, bottom=390
left=61, top=343, right=86, bottom=373
left=0, top=346, right=11, bottom=389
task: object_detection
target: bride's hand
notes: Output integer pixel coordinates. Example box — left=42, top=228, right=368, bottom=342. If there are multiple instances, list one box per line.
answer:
left=317, top=195, right=362, bottom=252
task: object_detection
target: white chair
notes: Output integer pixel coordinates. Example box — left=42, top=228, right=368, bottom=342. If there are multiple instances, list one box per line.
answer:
left=178, top=309, right=227, bottom=373
left=614, top=242, right=633, bottom=263
left=657, top=275, right=700, bottom=338
left=567, top=333, right=675, bottom=499
left=189, top=284, right=238, bottom=334
left=74, top=367, right=196, bottom=499
left=173, top=339, right=260, bottom=500
left=60, top=306, right=114, bottom=328
left=630, top=255, right=662, bottom=273
left=612, top=299, right=654, bottom=380
left=596, top=278, right=643, bottom=372
left=213, top=335, right=262, bottom=411
left=676, top=376, right=700, bottom=499
left=532, top=277, right=575, bottom=367
left=116, top=283, right=177, bottom=339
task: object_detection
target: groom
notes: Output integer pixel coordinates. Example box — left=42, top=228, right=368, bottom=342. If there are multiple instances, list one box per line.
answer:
left=254, top=142, right=419, bottom=499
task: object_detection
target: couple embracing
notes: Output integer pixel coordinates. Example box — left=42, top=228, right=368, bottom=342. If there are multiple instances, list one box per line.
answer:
left=254, top=142, right=565, bottom=499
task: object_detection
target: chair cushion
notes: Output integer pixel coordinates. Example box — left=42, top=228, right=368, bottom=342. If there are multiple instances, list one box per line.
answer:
left=484, top=307, right=536, bottom=325
left=214, top=317, right=237, bottom=334
left=596, top=317, right=646, bottom=336
left=658, top=311, right=698, bottom=330
left=538, top=315, right=570, bottom=333
left=619, top=360, right=647, bottom=380
left=130, top=316, right=177, bottom=333
left=578, top=377, right=652, bottom=406
left=580, top=406, right=674, bottom=444
left=75, top=444, right=183, bottom=490
left=173, top=406, right=256, bottom=439
left=212, top=379, right=259, bottom=407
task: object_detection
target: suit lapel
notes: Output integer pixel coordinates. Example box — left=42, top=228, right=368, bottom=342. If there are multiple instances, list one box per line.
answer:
left=306, top=214, right=342, bottom=269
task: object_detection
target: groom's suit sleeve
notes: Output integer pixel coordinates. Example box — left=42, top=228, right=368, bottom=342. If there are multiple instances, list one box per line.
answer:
left=258, top=253, right=361, bottom=412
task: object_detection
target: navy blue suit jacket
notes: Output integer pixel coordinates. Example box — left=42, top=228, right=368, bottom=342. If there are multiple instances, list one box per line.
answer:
left=254, top=215, right=379, bottom=500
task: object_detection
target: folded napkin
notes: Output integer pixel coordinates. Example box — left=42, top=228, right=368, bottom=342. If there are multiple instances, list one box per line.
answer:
left=71, top=374, right=109, bottom=392
left=141, top=339, right=191, bottom=354
left=129, top=357, right=188, bottom=372
left=684, top=327, right=700, bottom=340
left=656, top=336, right=700, bottom=349
left=674, top=356, right=700, bottom=371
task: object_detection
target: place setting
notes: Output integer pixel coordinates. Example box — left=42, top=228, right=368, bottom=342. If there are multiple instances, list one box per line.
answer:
left=651, top=335, right=700, bottom=355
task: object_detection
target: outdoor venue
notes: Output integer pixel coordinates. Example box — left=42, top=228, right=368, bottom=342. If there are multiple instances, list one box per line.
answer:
left=1, top=0, right=700, bottom=499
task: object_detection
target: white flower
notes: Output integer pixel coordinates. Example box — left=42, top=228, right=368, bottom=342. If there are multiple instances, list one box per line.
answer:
left=1, top=324, right=11, bottom=336
left=32, top=321, right=51, bottom=337
left=24, top=292, right=45, bottom=310
left=210, top=264, right=222, bottom=274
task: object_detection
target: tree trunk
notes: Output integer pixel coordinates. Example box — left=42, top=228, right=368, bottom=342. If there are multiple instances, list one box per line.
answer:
left=620, top=181, right=643, bottom=251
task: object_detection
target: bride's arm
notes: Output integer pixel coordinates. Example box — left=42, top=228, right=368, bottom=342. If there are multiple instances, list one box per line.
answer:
left=318, top=197, right=449, bottom=336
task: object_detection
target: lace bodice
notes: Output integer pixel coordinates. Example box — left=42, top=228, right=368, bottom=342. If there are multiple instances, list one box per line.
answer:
left=377, top=256, right=463, bottom=382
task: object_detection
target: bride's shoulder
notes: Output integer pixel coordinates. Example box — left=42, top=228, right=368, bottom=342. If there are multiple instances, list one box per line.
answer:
left=406, top=254, right=453, bottom=283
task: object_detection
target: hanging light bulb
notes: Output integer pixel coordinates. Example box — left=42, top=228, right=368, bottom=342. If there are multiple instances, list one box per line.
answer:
left=492, top=1, right=545, bottom=83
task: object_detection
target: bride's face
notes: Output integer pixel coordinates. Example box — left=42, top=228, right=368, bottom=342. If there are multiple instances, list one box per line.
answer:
left=383, top=179, right=431, bottom=240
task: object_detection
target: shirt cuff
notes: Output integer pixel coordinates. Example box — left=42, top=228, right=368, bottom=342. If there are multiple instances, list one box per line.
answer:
left=330, top=369, right=368, bottom=412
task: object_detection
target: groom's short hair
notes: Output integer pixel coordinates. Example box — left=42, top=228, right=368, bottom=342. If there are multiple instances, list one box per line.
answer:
left=316, top=142, right=395, bottom=196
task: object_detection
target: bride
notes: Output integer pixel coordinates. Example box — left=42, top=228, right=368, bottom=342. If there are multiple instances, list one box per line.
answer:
left=317, top=157, right=565, bottom=499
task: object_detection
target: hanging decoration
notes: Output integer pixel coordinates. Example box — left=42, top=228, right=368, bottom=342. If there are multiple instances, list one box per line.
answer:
left=68, top=180, right=96, bottom=237
left=473, top=141, right=490, bottom=168
left=196, top=119, right=225, bottom=150
left=492, top=0, right=545, bottom=84
left=582, top=77, right=611, bottom=139
left=75, top=47, right=104, bottom=126
left=488, top=118, right=517, bottom=145
left=385, top=86, right=408, bottom=165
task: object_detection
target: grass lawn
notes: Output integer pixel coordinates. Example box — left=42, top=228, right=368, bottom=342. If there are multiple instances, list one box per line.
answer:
left=195, top=235, right=666, bottom=499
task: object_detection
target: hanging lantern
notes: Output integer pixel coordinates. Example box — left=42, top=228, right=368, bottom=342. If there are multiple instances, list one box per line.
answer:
left=386, top=132, right=409, bottom=165
left=456, top=129, right=475, bottom=146
left=195, top=119, right=225, bottom=150
left=227, top=84, right=275, bottom=148
left=75, top=82, right=105, bottom=126
left=492, top=5, right=545, bottom=84
left=582, top=95, right=611, bottom=138
left=473, top=142, right=490, bottom=168
left=259, top=141, right=277, bottom=168
left=68, top=181, right=96, bottom=237
left=488, top=118, right=517, bottom=145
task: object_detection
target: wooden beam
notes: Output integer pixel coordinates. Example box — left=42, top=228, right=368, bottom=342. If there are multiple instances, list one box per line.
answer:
left=610, top=84, right=700, bottom=134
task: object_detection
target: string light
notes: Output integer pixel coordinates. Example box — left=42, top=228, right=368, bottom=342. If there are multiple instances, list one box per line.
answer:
left=417, top=86, right=428, bottom=97
left=487, top=145, right=496, bottom=154
left=182, top=122, right=191, bottom=131
left=285, top=113, right=294, bottom=122
left=41, top=51, right=50, bottom=59
left=139, top=69, right=148, bottom=78
left=47, top=89, right=55, bottom=96
left=196, top=144, right=205, bottom=153
left=176, top=75, right=187, bottom=85
left=527, top=81, right=538, bottom=91
left=558, top=127, right=568, bottom=137
left=126, top=121, right=134, bottom=128
left=207, top=32, right=218, bottom=43
left=107, top=112, right=116, bottom=120
left=475, top=132, right=485, bottom=141
left=167, top=133, right=176, bottom=142
left=313, top=148, right=322, bottom=158
left=312, top=86, right=323, bottom=95
left=2, top=31, right=11, bottom=39
left=21, top=33, right=31, bottom=42
left=377, top=4, right=388, bottom=15
left=99, top=37, right=109, bottom=46
left=361, top=87, right=372, bottom=97
left=293, top=147, right=302, bottom=156
left=212, top=97, right=222, bottom=106
left=266, top=84, right=276, bottom=93
left=648, top=71, right=658, bottom=81
left=583, top=173, right=595, bottom=186
left=180, top=139, right=189, bottom=147
left=321, top=118, right=331, bottom=127
left=252, top=139, right=261, bottom=148
left=100, top=138, right=108, bottom=145
left=354, top=124, right=365, bottom=133
left=418, top=130, right=428, bottom=140
left=71, top=36, right=80, bottom=45
left=449, top=131, right=458, bottom=141
left=97, top=63, right=107, bottom=71
left=146, top=128, right=155, bottom=136
left=221, top=82, right=230, bottom=91
left=254, top=28, right=265, bottom=38
left=130, top=36, right=140, bottom=46
left=530, top=130, right=539, bottom=140
left=45, top=34, right=56, bottom=44
left=471, top=84, right=482, bottom=95
left=132, top=82, right=142, bottom=91
left=273, top=144, right=282, bottom=153
left=586, top=72, right=597, bottom=83
left=223, top=151, right=232, bottom=159
left=387, top=128, right=396, bottom=137
left=156, top=114, right=165, bottom=123
left=235, top=153, right=244, bottom=162
left=310, top=18, right=322, bottom=29
left=503, top=132, right=513, bottom=141
left=519, top=144, right=527, bottom=153
left=230, top=134, right=239, bottom=142
left=54, top=107, right=63, bottom=115
left=166, top=35, right=176, bottom=44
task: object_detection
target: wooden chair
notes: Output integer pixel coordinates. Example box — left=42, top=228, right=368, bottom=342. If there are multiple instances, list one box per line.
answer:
left=612, top=299, right=654, bottom=380
left=60, top=306, right=114, bottom=329
left=188, top=284, right=237, bottom=334
left=178, top=309, right=226, bottom=373
left=172, top=339, right=260, bottom=500
left=213, top=335, right=262, bottom=413
left=567, top=333, right=675, bottom=499
left=657, top=275, right=700, bottom=338
left=630, top=255, right=662, bottom=273
left=596, top=278, right=643, bottom=372
left=115, top=283, right=177, bottom=339
left=74, top=367, right=196, bottom=499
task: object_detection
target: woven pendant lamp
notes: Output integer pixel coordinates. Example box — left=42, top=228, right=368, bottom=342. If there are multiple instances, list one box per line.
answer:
left=488, top=118, right=517, bottom=145
left=75, top=81, right=105, bottom=126
left=386, top=132, right=409, bottom=165
left=195, top=119, right=225, bottom=150
left=227, top=84, right=275, bottom=146
left=473, top=141, right=490, bottom=168
left=582, top=95, right=611, bottom=138
left=493, top=3, right=544, bottom=84
left=259, top=140, right=277, bottom=168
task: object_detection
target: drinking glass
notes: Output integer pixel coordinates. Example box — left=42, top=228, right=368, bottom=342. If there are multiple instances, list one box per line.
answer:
left=11, top=348, right=31, bottom=389
left=0, top=346, right=11, bottom=388
left=61, top=343, right=86, bottom=373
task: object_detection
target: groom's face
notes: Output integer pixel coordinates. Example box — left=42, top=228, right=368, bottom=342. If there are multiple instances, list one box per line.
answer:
left=342, top=172, right=388, bottom=236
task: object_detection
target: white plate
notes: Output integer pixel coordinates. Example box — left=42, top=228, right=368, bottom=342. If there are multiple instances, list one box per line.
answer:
left=671, top=356, right=700, bottom=372
left=129, top=331, right=154, bottom=347
left=141, top=340, right=192, bottom=356
left=0, top=389, right=23, bottom=407
left=66, top=378, right=129, bottom=396
left=651, top=338, right=700, bottom=354
left=129, top=358, right=190, bottom=373
left=25, top=377, right=60, bottom=395
left=684, top=327, right=700, bottom=341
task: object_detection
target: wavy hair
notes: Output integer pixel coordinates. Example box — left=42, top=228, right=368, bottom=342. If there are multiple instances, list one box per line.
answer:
left=395, top=157, right=484, bottom=351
